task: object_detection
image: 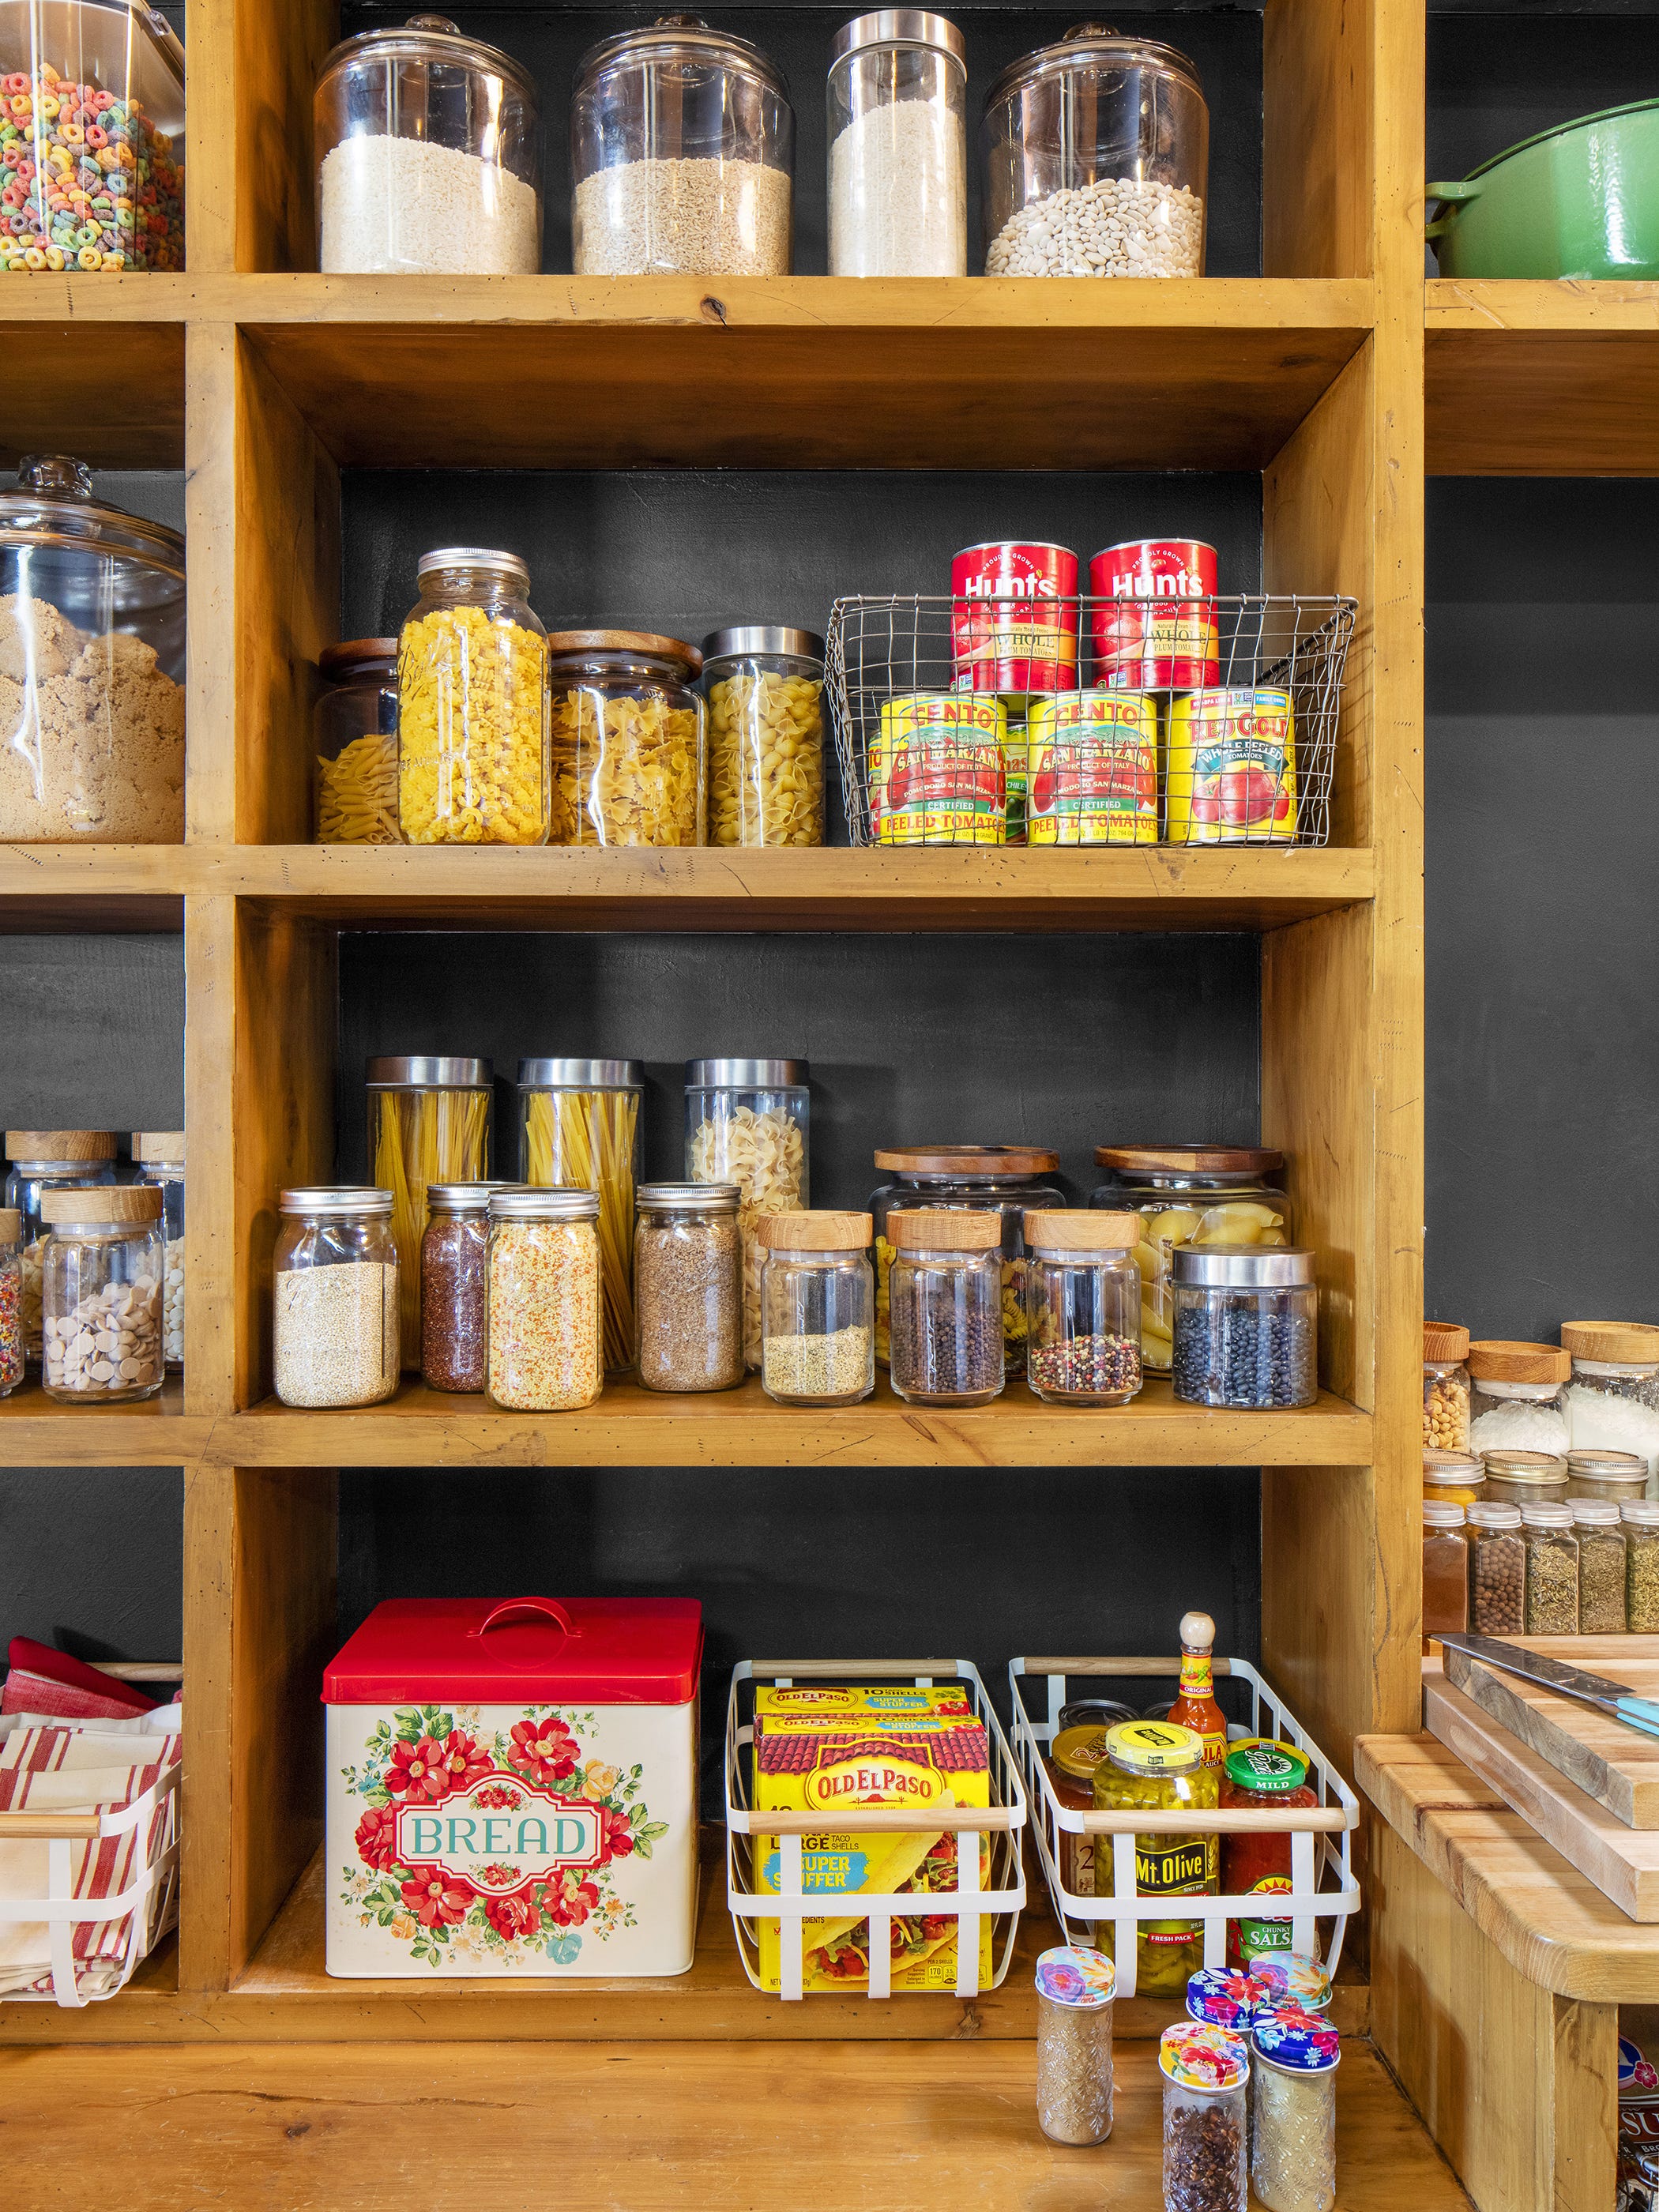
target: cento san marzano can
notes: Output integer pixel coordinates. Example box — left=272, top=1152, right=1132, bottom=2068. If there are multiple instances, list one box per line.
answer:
left=950, top=541, right=1079, bottom=700
left=1165, top=687, right=1297, bottom=845
left=1026, top=692, right=1158, bottom=845
left=1090, top=538, right=1219, bottom=690
left=870, top=694, right=1007, bottom=845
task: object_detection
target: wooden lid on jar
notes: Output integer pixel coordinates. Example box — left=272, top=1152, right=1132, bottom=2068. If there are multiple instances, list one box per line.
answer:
left=1560, top=1320, right=1659, bottom=1365
left=886, top=1208, right=1002, bottom=1252
left=1467, top=1339, right=1571, bottom=1384
left=1025, top=1209, right=1138, bottom=1253
left=131, top=1131, right=185, bottom=1162
left=1423, top=1322, right=1469, bottom=1361
left=874, top=1145, right=1059, bottom=1176
left=545, top=630, right=702, bottom=677
left=1094, top=1143, right=1284, bottom=1175
left=757, top=1211, right=871, bottom=1252
left=5, top=1130, right=115, bottom=1162
left=40, top=1186, right=162, bottom=1226
left=0, top=1208, right=19, bottom=1240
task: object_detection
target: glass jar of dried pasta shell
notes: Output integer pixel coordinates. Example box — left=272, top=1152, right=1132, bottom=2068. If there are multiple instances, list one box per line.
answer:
left=702, top=626, right=826, bottom=848
left=547, top=630, right=706, bottom=847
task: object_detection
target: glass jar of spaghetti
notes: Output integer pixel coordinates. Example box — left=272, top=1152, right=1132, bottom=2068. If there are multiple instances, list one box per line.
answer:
left=315, top=638, right=402, bottom=844
left=548, top=630, right=705, bottom=847
left=516, top=1059, right=643, bottom=1378
left=1218, top=1740, right=1317, bottom=1970
left=366, top=1057, right=493, bottom=1372
left=870, top=1146, right=1063, bottom=1375
left=484, top=1188, right=602, bottom=1413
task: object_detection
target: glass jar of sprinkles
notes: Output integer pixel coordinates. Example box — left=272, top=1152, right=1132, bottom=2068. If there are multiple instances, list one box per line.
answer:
left=1522, top=1503, right=1581, bottom=1635
left=1035, top=1943, right=1116, bottom=2146
left=1423, top=1322, right=1470, bottom=1450
left=634, top=1181, right=744, bottom=1394
left=1159, top=2022, right=1248, bottom=2212
left=1623, top=1504, right=1659, bottom=1633
left=1467, top=1503, right=1525, bottom=1635
left=1250, top=2004, right=1341, bottom=2212
left=1024, top=1209, right=1143, bottom=1405
left=758, top=1210, right=874, bottom=1406
left=886, top=1207, right=1004, bottom=1407
left=1570, top=1499, right=1627, bottom=1634
left=1171, top=1245, right=1317, bottom=1409
left=421, top=1183, right=514, bottom=1394
left=0, top=1207, right=21, bottom=1397
left=1562, top=1320, right=1659, bottom=1484
left=1468, top=1341, right=1570, bottom=1457
left=484, top=1188, right=602, bottom=1413
left=274, top=1187, right=401, bottom=1410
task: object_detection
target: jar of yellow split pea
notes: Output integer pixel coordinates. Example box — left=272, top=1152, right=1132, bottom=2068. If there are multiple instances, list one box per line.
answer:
left=397, top=548, right=550, bottom=845
left=702, top=626, right=826, bottom=847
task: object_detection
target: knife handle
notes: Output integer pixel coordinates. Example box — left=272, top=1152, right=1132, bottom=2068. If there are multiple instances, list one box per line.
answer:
left=1614, top=1697, right=1659, bottom=1743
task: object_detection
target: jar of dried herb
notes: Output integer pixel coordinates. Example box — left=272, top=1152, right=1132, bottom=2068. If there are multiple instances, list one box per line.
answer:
left=1623, top=1504, right=1659, bottom=1633
left=1571, top=1499, right=1627, bottom=1634
left=1034, top=1944, right=1116, bottom=2146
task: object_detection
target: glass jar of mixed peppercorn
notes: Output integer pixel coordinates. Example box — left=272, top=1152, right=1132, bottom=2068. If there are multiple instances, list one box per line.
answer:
left=1023, top=1209, right=1143, bottom=1406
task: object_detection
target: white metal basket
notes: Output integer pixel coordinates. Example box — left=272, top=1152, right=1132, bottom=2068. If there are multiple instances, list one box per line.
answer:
left=1009, top=1656, right=1359, bottom=1997
left=725, top=1658, right=1027, bottom=2002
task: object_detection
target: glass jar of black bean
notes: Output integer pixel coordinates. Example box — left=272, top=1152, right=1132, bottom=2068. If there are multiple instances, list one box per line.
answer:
left=1170, top=1245, right=1317, bottom=1410
left=886, top=1207, right=1004, bottom=1407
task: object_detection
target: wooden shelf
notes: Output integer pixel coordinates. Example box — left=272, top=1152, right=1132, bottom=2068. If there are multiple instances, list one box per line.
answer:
left=0, top=1376, right=205, bottom=1468
left=1426, top=279, right=1659, bottom=474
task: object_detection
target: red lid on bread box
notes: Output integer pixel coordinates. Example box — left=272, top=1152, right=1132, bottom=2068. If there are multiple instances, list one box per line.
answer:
left=323, top=1597, right=703, bottom=1705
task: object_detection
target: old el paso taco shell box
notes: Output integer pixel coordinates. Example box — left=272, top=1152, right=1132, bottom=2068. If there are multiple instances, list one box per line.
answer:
left=754, top=1684, right=992, bottom=1993
left=323, top=1595, right=701, bottom=1978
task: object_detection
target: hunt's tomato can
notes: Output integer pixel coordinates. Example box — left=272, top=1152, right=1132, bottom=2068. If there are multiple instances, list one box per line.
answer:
left=1165, top=687, right=1297, bottom=845
left=1090, top=538, right=1218, bottom=689
left=950, top=540, right=1079, bottom=699
left=324, top=1594, right=701, bottom=1977
left=870, top=694, right=1007, bottom=845
left=1026, top=692, right=1158, bottom=845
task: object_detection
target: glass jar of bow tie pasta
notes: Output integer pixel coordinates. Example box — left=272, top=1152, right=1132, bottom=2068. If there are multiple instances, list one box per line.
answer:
left=547, top=630, right=706, bottom=846
left=702, top=627, right=826, bottom=847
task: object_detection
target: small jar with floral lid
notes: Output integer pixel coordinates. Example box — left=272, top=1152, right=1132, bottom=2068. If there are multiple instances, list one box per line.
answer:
left=1035, top=1943, right=1116, bottom=2146
left=1160, top=2020, right=1249, bottom=2212
left=1251, top=2003, right=1341, bottom=2212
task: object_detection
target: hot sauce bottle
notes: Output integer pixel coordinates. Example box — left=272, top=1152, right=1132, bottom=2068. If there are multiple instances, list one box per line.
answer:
left=1168, top=1609, right=1228, bottom=1769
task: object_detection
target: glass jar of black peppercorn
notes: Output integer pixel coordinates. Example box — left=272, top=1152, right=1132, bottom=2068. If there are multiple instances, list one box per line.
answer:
left=886, top=1208, right=1004, bottom=1407
left=1170, top=1245, right=1317, bottom=1410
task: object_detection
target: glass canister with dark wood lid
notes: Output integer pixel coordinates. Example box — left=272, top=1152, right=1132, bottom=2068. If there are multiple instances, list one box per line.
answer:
left=869, top=1144, right=1063, bottom=1375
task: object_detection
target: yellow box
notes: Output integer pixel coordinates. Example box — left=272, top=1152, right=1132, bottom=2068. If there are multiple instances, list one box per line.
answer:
left=754, top=1685, right=994, bottom=1993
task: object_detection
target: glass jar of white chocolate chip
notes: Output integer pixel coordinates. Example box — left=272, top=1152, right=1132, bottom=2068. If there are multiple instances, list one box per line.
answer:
left=39, top=1184, right=166, bottom=1405
left=132, top=1131, right=185, bottom=1374
left=982, top=29, right=1209, bottom=279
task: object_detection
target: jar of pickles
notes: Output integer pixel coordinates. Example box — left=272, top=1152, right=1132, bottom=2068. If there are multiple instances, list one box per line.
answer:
left=1467, top=1503, right=1525, bottom=1634
left=1423, top=1322, right=1470, bottom=1449
left=756, top=1211, right=874, bottom=1406
left=484, top=1188, right=602, bottom=1413
left=1024, top=1210, right=1143, bottom=1405
left=548, top=630, right=705, bottom=847
left=886, top=1209, right=1004, bottom=1408
left=870, top=1146, right=1063, bottom=1375
left=1468, top=1340, right=1571, bottom=1456
left=1625, top=1504, right=1659, bottom=1634
left=703, top=627, right=825, bottom=847
left=315, top=638, right=402, bottom=844
left=4, top=1130, right=117, bottom=1366
left=1562, top=1320, right=1659, bottom=1482
left=367, top=1056, right=493, bottom=1371
left=397, top=550, right=549, bottom=846
left=1093, top=1719, right=1217, bottom=1998
left=517, top=1059, right=643, bottom=1378
left=1090, top=1146, right=1290, bottom=1378
left=686, top=1060, right=810, bottom=1371
left=1571, top=1500, right=1627, bottom=1635
left=1424, top=1449, right=1484, bottom=1509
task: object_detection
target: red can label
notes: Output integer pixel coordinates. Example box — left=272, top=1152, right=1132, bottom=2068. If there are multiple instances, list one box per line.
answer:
left=1090, top=538, right=1219, bottom=690
left=950, top=541, right=1079, bottom=698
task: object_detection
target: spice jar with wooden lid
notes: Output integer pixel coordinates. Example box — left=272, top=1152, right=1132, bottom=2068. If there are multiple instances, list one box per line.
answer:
left=1563, top=1320, right=1659, bottom=1482
left=1480, top=1449, right=1568, bottom=1509
left=4, top=1130, right=118, bottom=1367
left=1468, top=1340, right=1570, bottom=1455
left=886, top=1208, right=1004, bottom=1408
left=1424, top=1448, right=1484, bottom=1508
left=1025, top=1209, right=1143, bottom=1405
left=1423, top=1322, right=1470, bottom=1449
left=758, top=1211, right=874, bottom=1406
left=39, top=1184, right=164, bottom=1405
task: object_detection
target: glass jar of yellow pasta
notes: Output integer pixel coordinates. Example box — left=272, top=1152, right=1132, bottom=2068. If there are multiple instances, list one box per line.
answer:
left=315, top=638, right=403, bottom=844
left=868, top=1147, right=1064, bottom=1375
left=397, top=549, right=549, bottom=845
left=685, top=1059, right=809, bottom=1372
left=367, top=1056, right=494, bottom=1371
left=548, top=630, right=706, bottom=846
left=702, top=626, right=825, bottom=848
left=1090, top=1146, right=1291, bottom=1378
left=516, top=1059, right=644, bottom=1378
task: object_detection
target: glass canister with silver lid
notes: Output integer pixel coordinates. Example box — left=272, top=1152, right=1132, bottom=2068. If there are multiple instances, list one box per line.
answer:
left=703, top=626, right=826, bottom=848
left=273, top=1187, right=401, bottom=1410
left=1171, top=1244, right=1317, bottom=1410
left=685, top=1059, right=809, bottom=1370
left=828, top=10, right=966, bottom=276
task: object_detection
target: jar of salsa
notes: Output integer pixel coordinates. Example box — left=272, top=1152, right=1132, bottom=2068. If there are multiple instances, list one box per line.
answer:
left=1218, top=1740, right=1317, bottom=1969
left=1045, top=1722, right=1113, bottom=1899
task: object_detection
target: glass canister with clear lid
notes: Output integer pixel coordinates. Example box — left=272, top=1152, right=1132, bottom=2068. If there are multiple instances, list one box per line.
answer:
left=572, top=14, right=794, bottom=276
left=1562, top=1320, right=1659, bottom=1483
left=39, top=1183, right=164, bottom=1403
left=1468, top=1339, right=1571, bottom=1456
left=1091, top=1146, right=1290, bottom=1379
left=1025, top=1209, right=1143, bottom=1406
left=132, top=1130, right=183, bottom=1374
left=0, top=1206, right=19, bottom=1396
left=398, top=549, right=549, bottom=848
left=1424, top=1322, right=1471, bottom=1450
left=367, top=1056, right=492, bottom=1372
left=634, top=1181, right=744, bottom=1394
left=758, top=1210, right=874, bottom=1406
left=0, top=0, right=184, bottom=272
left=983, top=28, right=1208, bottom=280
left=886, top=1207, right=1004, bottom=1408
left=315, top=639, right=402, bottom=845
left=1251, top=2005, right=1341, bottom=2212
left=517, top=1059, right=644, bottom=1379
left=829, top=10, right=966, bottom=277
left=549, top=630, right=705, bottom=848
left=485, top=1187, right=603, bottom=1413
left=315, top=13, right=541, bottom=274
left=1159, top=2022, right=1248, bottom=2212
left=871, top=1146, right=1063, bottom=1375
left=5, top=1129, right=115, bottom=1366
left=703, top=626, right=825, bottom=848
left=686, top=1059, right=809, bottom=1371
left=1171, top=1245, right=1318, bottom=1411
left=1093, top=1719, right=1218, bottom=1998
left=274, top=1187, right=400, bottom=1409
left=0, top=455, right=185, bottom=841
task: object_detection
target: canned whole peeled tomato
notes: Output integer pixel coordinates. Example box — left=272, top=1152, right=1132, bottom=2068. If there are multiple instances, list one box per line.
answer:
left=1026, top=693, right=1157, bottom=845
left=871, top=694, right=1007, bottom=845
left=950, top=541, right=1079, bottom=700
left=1090, top=538, right=1219, bottom=690
left=1165, top=687, right=1297, bottom=845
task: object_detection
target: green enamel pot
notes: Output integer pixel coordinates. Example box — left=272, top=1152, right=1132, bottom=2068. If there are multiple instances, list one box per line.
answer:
left=1428, top=99, right=1659, bottom=278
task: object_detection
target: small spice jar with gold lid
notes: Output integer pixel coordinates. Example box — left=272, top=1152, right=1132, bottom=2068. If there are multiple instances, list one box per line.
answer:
left=1424, top=1448, right=1484, bottom=1510
left=1423, top=1322, right=1470, bottom=1448
left=1044, top=1721, right=1114, bottom=1898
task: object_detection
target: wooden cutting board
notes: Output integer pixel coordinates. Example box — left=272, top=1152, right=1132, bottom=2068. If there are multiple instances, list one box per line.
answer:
left=1424, top=1662, right=1659, bottom=1920
left=1439, top=1636, right=1659, bottom=1828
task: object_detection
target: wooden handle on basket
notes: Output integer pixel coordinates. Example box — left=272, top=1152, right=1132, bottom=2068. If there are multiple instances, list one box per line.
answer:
left=1078, top=1807, right=1349, bottom=1835
left=92, top=1661, right=182, bottom=1681
left=732, top=1808, right=1019, bottom=1836
left=1024, top=1656, right=1235, bottom=1676
left=0, top=1812, right=103, bottom=1839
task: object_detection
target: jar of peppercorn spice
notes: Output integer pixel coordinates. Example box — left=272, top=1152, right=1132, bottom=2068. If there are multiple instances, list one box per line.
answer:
left=886, top=1208, right=1005, bottom=1407
left=1023, top=1210, right=1143, bottom=1406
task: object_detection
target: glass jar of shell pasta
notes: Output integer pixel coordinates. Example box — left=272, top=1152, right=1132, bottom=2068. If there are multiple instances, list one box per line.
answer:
left=548, top=630, right=706, bottom=846
left=685, top=1059, right=809, bottom=1371
left=702, top=626, right=825, bottom=847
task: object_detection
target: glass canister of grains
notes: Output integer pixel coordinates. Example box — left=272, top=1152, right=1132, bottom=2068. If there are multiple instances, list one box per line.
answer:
left=367, top=1056, right=493, bottom=1371
left=886, top=1208, right=1005, bottom=1408
left=547, top=630, right=705, bottom=848
left=1171, top=1245, right=1317, bottom=1410
left=757, top=1211, right=874, bottom=1407
left=703, top=627, right=825, bottom=847
left=1423, top=1322, right=1471, bottom=1450
left=397, top=549, right=549, bottom=847
left=1035, top=1944, right=1116, bottom=2146
left=314, top=638, right=402, bottom=845
left=484, top=1188, right=602, bottom=1413
left=1159, top=2022, right=1248, bottom=2212
left=1421, top=1502, right=1470, bottom=1640
left=1467, top=1503, right=1525, bottom=1634
left=5, top=1130, right=117, bottom=1367
left=420, top=1183, right=510, bottom=1394
left=0, top=1209, right=20, bottom=1397
left=1024, top=1209, right=1143, bottom=1405
left=1624, top=1504, right=1659, bottom=1634
left=687, top=1060, right=810, bottom=1371
left=1571, top=1500, right=1627, bottom=1634
left=634, top=1182, right=744, bottom=1394
left=39, top=1186, right=165, bottom=1405
left=1562, top=1320, right=1659, bottom=1484
left=1093, top=1720, right=1218, bottom=1998
left=1468, top=1339, right=1570, bottom=1456
left=132, top=1131, right=185, bottom=1373
left=1522, top=1503, right=1581, bottom=1635
left=828, top=10, right=967, bottom=276
left=273, top=1188, right=400, bottom=1410
left=517, top=1059, right=643, bottom=1378
left=871, top=1146, right=1064, bottom=1375
left=1251, top=2004, right=1341, bottom=2212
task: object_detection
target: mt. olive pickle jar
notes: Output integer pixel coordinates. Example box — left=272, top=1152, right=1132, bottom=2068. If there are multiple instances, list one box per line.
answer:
left=1158, top=2022, right=1247, bottom=2212
left=1024, top=1209, right=1142, bottom=1405
left=1468, top=1340, right=1570, bottom=1457
left=5, top=1130, right=117, bottom=1366
left=1093, top=1720, right=1217, bottom=1998
left=1562, top=1319, right=1659, bottom=1482
left=1571, top=1499, right=1627, bottom=1634
left=315, top=638, right=402, bottom=845
left=1251, top=2005, right=1341, bottom=2212
left=757, top=1210, right=874, bottom=1406
left=1171, top=1245, right=1317, bottom=1410
left=634, top=1180, right=744, bottom=1394
left=1624, top=1504, right=1659, bottom=1634
left=39, top=1185, right=164, bottom=1405
left=1467, top=1503, right=1525, bottom=1635
left=1035, top=1944, right=1116, bottom=2146
left=703, top=626, right=825, bottom=848
left=886, top=1207, right=1003, bottom=1407
left=1423, top=1321, right=1471, bottom=1449
left=1522, top=1503, right=1580, bottom=1635
left=871, top=1144, right=1063, bottom=1374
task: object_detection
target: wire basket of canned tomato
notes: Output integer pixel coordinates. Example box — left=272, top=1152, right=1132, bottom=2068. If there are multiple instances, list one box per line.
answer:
left=826, top=579, right=1356, bottom=851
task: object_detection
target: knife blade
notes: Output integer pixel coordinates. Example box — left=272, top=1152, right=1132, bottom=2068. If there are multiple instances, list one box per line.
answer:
left=1438, top=1632, right=1659, bottom=1744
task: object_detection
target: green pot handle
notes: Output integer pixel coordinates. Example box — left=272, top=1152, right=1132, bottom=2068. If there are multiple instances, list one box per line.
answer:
left=1424, top=179, right=1481, bottom=241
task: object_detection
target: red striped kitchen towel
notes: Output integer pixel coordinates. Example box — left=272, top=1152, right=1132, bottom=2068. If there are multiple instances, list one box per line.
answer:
left=1, top=1638, right=156, bottom=1721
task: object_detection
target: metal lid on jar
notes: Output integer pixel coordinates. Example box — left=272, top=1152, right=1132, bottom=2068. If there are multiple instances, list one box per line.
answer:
left=575, top=15, right=791, bottom=103
left=1252, top=2005, right=1341, bottom=2075
left=687, top=1059, right=808, bottom=1089
left=831, top=12, right=964, bottom=66
left=1623, top=1504, right=1659, bottom=1527
left=1467, top=1502, right=1522, bottom=1528
left=1050, top=1722, right=1112, bottom=1783
left=638, top=1181, right=742, bottom=1213
left=1571, top=1499, right=1623, bottom=1525
left=988, top=26, right=1206, bottom=115
left=1158, top=2021, right=1248, bottom=2096
left=1468, top=1339, right=1571, bottom=1385
left=487, top=1188, right=601, bottom=1221
left=1424, top=1321, right=1470, bottom=1362
left=280, top=1186, right=396, bottom=1217
left=1567, top=1448, right=1649, bottom=1479
left=1521, top=1502, right=1575, bottom=1529
left=416, top=547, right=530, bottom=588
left=1424, top=1449, right=1482, bottom=1480
left=1222, top=1740, right=1310, bottom=1795
left=321, top=17, right=538, bottom=103
left=1033, top=1943, right=1115, bottom=2009
left=517, top=1059, right=644, bottom=1089
left=547, top=630, right=702, bottom=677
left=756, top=1211, right=871, bottom=1252
left=1249, top=1949, right=1332, bottom=2012
left=1480, top=1450, right=1567, bottom=1484
left=0, top=457, right=185, bottom=580
left=6, top=1130, right=117, bottom=1163
left=320, top=638, right=398, bottom=682
left=40, top=1185, right=162, bottom=1227
left=427, top=1183, right=520, bottom=1213
left=1171, top=1243, right=1315, bottom=1288
left=1422, top=1499, right=1467, bottom=1527
left=1059, top=1696, right=1138, bottom=1733
left=1095, top=1144, right=1283, bottom=1176
left=1105, top=1717, right=1202, bottom=1776
left=1185, top=1966, right=1270, bottom=2030
left=875, top=1144, right=1058, bottom=1176
left=367, top=1057, right=493, bottom=1089
left=702, top=626, right=826, bottom=664
left=886, top=1207, right=1002, bottom=1252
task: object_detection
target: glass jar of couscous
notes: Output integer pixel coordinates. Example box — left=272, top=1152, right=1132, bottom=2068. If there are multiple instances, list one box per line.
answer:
left=1092, top=1718, right=1217, bottom=1997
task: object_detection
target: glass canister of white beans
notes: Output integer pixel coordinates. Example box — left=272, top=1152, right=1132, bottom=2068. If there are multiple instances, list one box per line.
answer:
left=40, top=1184, right=166, bottom=1404
left=132, top=1130, right=185, bottom=1372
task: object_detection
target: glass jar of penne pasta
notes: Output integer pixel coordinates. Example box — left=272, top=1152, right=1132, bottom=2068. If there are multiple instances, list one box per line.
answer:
left=547, top=630, right=706, bottom=846
left=366, top=1057, right=494, bottom=1372
left=315, top=638, right=403, bottom=843
left=516, top=1059, right=645, bottom=1377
